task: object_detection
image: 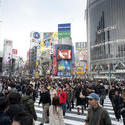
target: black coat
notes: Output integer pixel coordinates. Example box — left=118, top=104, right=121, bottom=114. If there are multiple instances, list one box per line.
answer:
left=76, top=88, right=86, bottom=106
left=22, top=95, right=37, bottom=120
left=112, top=95, right=122, bottom=108
left=0, top=110, right=11, bottom=125
left=39, top=90, right=51, bottom=104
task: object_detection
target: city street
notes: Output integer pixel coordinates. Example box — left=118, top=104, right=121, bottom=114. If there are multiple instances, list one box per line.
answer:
left=0, top=0, right=125, bottom=125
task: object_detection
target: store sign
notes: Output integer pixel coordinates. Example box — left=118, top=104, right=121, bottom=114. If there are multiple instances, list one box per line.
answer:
left=58, top=31, right=71, bottom=39
left=33, top=32, right=40, bottom=39
left=97, top=25, right=116, bottom=34
left=57, top=50, right=71, bottom=59
left=12, top=49, right=18, bottom=55
left=116, top=69, right=125, bottom=73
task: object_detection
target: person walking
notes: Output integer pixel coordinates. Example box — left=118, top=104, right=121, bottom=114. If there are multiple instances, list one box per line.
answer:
left=76, top=86, right=86, bottom=115
left=49, top=96, right=64, bottom=125
left=84, top=93, right=112, bottom=125
left=121, top=89, right=125, bottom=125
left=0, top=96, right=11, bottom=125
left=50, top=86, right=57, bottom=104
left=99, top=83, right=106, bottom=106
left=21, top=88, right=37, bottom=121
left=6, top=92, right=25, bottom=121
left=57, top=86, right=67, bottom=116
left=39, top=87, right=51, bottom=125
left=66, top=84, right=73, bottom=112
left=112, top=90, right=122, bottom=122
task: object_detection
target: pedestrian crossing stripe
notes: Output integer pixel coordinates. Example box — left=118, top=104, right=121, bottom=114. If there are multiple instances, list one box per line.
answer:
left=34, top=97, right=124, bottom=125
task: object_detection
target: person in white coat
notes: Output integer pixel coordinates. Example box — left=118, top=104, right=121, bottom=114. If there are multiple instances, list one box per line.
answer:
left=49, top=96, right=64, bottom=125
left=50, top=86, right=57, bottom=103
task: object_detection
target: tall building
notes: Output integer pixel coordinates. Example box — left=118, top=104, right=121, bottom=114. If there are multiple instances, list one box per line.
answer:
left=29, top=46, right=37, bottom=75
left=55, top=23, right=73, bottom=77
left=86, top=0, right=125, bottom=79
left=29, top=32, right=41, bottom=76
left=75, top=42, right=87, bottom=75
left=2, top=40, right=13, bottom=75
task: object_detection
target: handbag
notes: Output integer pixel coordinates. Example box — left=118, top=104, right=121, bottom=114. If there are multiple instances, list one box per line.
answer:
left=79, top=91, right=85, bottom=99
left=121, top=107, right=125, bottom=114
left=97, top=108, right=104, bottom=125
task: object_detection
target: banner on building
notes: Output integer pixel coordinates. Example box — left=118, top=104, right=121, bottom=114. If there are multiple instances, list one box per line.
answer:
left=53, top=57, right=57, bottom=75
left=53, top=45, right=57, bottom=56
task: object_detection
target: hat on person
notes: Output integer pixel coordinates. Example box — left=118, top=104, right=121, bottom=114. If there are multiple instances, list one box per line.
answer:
left=87, top=93, right=99, bottom=100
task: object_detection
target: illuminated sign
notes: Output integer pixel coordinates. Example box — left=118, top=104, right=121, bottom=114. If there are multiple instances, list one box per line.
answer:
left=57, top=50, right=71, bottom=59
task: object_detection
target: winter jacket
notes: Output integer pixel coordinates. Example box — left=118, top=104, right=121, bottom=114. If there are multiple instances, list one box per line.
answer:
left=21, top=95, right=37, bottom=120
left=57, top=90, right=67, bottom=104
left=39, top=90, right=51, bottom=105
left=66, top=88, right=73, bottom=102
left=85, top=105, right=112, bottom=125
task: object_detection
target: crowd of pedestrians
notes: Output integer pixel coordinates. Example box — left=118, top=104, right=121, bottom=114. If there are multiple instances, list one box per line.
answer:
left=0, top=76, right=125, bottom=125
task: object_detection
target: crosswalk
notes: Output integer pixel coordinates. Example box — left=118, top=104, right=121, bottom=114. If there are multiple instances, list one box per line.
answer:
left=34, top=97, right=124, bottom=125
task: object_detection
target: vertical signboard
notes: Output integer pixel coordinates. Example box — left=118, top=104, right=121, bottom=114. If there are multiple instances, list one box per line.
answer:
left=58, top=23, right=71, bottom=39
left=72, top=46, right=75, bottom=75
left=53, top=56, right=57, bottom=75
left=53, top=45, right=57, bottom=56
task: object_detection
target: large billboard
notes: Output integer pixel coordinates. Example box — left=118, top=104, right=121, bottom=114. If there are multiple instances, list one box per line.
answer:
left=58, top=23, right=71, bottom=39
left=57, top=49, right=71, bottom=60
left=57, top=60, right=71, bottom=76
left=40, top=32, right=58, bottom=51
left=40, top=32, right=58, bottom=59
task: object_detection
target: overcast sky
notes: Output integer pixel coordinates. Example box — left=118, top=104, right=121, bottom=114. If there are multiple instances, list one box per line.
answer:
left=0, top=0, right=87, bottom=59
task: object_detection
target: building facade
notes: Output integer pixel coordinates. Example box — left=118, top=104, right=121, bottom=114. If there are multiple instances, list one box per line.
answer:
left=86, top=0, right=125, bottom=79
left=2, top=40, right=13, bottom=76
left=75, top=42, right=87, bottom=75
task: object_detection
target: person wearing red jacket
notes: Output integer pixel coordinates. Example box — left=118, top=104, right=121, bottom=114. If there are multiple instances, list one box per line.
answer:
left=57, top=86, right=67, bottom=116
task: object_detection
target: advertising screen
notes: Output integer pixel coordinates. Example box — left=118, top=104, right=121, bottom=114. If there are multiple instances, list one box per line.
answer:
left=58, top=60, right=71, bottom=76
left=57, top=49, right=71, bottom=59
left=40, top=32, right=58, bottom=51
